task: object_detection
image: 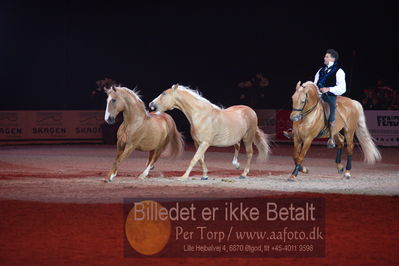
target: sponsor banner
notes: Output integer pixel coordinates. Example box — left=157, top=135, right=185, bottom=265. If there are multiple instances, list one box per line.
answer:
left=1, top=110, right=397, bottom=146
left=0, top=110, right=105, bottom=144
left=255, top=109, right=275, bottom=138
left=0, top=111, right=24, bottom=140
left=365, top=110, right=399, bottom=147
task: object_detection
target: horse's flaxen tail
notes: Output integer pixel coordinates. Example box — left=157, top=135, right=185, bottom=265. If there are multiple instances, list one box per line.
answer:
left=254, top=127, right=271, bottom=162
left=164, top=116, right=185, bottom=159
left=354, top=101, right=381, bottom=164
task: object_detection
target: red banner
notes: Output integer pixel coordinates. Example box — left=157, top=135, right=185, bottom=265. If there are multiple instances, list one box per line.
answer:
left=275, top=110, right=292, bottom=142
left=1, top=109, right=397, bottom=146
left=0, top=111, right=105, bottom=144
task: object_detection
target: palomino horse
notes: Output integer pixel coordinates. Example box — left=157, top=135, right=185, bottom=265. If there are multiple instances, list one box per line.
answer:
left=103, top=85, right=184, bottom=182
left=149, top=84, right=270, bottom=180
left=289, top=81, right=381, bottom=180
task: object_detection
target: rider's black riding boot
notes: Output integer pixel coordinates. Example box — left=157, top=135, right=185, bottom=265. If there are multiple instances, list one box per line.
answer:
left=322, top=92, right=337, bottom=148
left=327, top=120, right=336, bottom=148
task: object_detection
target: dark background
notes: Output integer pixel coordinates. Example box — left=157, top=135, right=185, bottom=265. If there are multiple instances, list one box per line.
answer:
left=1, top=1, right=397, bottom=111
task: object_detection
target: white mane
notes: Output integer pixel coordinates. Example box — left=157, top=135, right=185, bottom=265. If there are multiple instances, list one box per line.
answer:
left=116, top=86, right=143, bottom=103
left=176, top=85, right=222, bottom=110
left=115, top=86, right=149, bottom=115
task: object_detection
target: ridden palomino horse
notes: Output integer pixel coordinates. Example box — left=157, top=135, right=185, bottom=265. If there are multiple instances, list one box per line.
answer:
left=149, top=84, right=270, bottom=180
left=289, top=81, right=381, bottom=180
left=103, top=85, right=184, bottom=182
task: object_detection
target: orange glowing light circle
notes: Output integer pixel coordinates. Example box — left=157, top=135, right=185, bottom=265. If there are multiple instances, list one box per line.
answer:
left=125, top=200, right=171, bottom=255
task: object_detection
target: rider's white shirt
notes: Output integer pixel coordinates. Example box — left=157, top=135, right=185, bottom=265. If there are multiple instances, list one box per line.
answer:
left=314, top=64, right=346, bottom=96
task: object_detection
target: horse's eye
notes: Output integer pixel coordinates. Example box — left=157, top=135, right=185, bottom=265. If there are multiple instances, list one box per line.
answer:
left=161, top=92, right=166, bottom=96
left=111, top=99, right=116, bottom=103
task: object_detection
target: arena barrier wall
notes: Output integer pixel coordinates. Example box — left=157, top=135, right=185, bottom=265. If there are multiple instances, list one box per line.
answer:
left=1, top=110, right=398, bottom=146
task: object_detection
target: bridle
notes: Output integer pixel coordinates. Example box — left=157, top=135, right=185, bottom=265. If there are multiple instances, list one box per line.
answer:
left=291, top=86, right=319, bottom=121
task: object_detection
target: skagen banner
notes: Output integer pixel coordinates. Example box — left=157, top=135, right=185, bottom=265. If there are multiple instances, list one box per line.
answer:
left=0, top=110, right=105, bottom=144
left=123, top=197, right=325, bottom=258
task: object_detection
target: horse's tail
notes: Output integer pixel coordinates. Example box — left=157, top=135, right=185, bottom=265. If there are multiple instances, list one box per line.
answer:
left=354, top=101, right=381, bottom=164
left=164, top=115, right=185, bottom=159
left=254, top=127, right=271, bottom=162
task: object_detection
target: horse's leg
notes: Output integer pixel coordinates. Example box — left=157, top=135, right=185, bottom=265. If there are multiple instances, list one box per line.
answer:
left=139, top=149, right=161, bottom=179
left=293, top=135, right=302, bottom=164
left=335, top=133, right=345, bottom=174
left=150, top=149, right=162, bottom=167
left=105, top=140, right=124, bottom=182
left=145, top=151, right=155, bottom=168
left=105, top=143, right=135, bottom=183
left=239, top=139, right=253, bottom=179
left=289, top=135, right=303, bottom=180
left=194, top=141, right=208, bottom=180
left=179, top=142, right=210, bottom=180
left=232, top=143, right=241, bottom=169
left=289, top=137, right=312, bottom=181
left=344, top=129, right=355, bottom=179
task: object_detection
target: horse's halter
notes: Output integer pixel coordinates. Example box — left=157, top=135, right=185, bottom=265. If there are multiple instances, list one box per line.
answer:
left=291, top=85, right=319, bottom=121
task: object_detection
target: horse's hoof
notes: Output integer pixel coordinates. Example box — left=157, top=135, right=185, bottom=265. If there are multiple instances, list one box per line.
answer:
left=177, top=177, right=189, bottom=181
left=338, top=168, right=344, bottom=174
left=104, top=179, right=112, bottom=183
left=150, top=165, right=155, bottom=170
left=234, top=163, right=240, bottom=170
left=138, top=176, right=146, bottom=180
left=239, top=175, right=246, bottom=179
left=344, top=173, right=351, bottom=179
left=327, top=140, right=336, bottom=149
left=301, top=167, right=309, bottom=174
left=201, top=176, right=208, bottom=181
left=287, top=176, right=296, bottom=182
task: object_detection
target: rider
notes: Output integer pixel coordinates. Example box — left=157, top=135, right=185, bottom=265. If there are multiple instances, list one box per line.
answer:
left=284, top=49, right=346, bottom=148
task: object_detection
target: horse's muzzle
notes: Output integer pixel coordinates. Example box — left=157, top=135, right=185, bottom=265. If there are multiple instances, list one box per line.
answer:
left=149, top=102, right=157, bottom=111
left=290, top=114, right=302, bottom=122
left=106, top=116, right=116, bottom=125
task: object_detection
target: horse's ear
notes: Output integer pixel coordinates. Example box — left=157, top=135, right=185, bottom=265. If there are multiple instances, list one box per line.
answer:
left=296, top=81, right=302, bottom=90
left=111, top=86, right=116, bottom=92
left=172, top=84, right=179, bottom=90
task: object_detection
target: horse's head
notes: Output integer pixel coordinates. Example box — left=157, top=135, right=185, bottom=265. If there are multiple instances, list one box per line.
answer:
left=290, top=81, right=319, bottom=121
left=104, top=86, right=125, bottom=124
left=149, top=84, right=179, bottom=112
